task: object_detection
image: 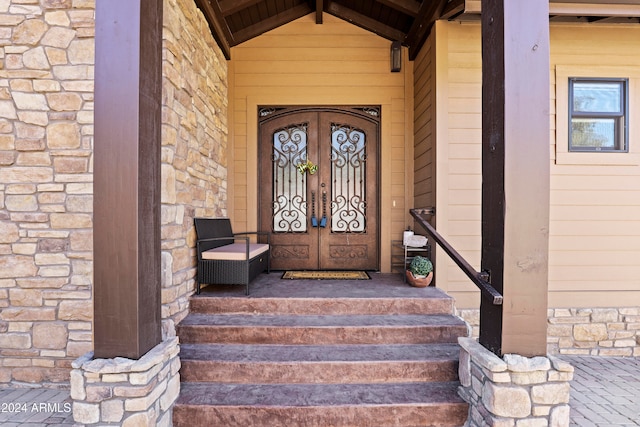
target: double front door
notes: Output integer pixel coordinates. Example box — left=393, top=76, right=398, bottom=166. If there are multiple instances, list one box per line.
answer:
left=259, top=107, right=380, bottom=271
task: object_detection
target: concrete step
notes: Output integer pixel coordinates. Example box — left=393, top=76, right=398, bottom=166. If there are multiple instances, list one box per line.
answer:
left=173, top=381, right=468, bottom=427
left=189, top=286, right=456, bottom=316
left=175, top=279, right=470, bottom=426
left=179, top=343, right=461, bottom=383
left=177, top=313, right=468, bottom=345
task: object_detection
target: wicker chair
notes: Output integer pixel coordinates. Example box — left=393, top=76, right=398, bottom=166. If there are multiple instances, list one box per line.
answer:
left=194, top=218, right=270, bottom=295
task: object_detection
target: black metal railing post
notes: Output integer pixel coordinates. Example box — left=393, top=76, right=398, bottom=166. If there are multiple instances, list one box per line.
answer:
left=410, top=208, right=503, bottom=355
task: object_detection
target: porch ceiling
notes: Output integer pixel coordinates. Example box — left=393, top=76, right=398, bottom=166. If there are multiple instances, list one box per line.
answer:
left=193, top=0, right=453, bottom=60
left=194, top=0, right=640, bottom=61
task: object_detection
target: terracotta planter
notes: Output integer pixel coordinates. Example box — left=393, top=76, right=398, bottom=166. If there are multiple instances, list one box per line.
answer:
left=406, top=270, right=433, bottom=288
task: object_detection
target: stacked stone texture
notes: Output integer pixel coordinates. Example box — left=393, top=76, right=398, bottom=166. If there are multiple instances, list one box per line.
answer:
left=0, top=0, right=95, bottom=385
left=160, top=0, right=228, bottom=339
left=458, top=337, right=574, bottom=427
left=71, top=337, right=180, bottom=426
left=458, top=307, right=640, bottom=356
left=547, top=307, right=640, bottom=356
left=1, top=0, right=228, bottom=387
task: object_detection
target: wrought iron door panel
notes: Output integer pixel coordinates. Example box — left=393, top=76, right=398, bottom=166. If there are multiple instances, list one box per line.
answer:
left=319, top=112, right=377, bottom=270
left=259, top=108, right=379, bottom=271
left=272, top=124, right=308, bottom=233
left=260, top=111, right=319, bottom=271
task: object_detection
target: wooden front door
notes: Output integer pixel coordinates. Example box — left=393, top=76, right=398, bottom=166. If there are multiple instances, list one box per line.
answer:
left=259, top=107, right=380, bottom=271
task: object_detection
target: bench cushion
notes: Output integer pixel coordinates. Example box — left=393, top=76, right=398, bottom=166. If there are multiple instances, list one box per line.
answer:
left=201, top=243, right=269, bottom=261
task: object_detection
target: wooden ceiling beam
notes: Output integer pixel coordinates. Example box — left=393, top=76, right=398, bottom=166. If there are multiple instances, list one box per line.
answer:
left=194, top=0, right=232, bottom=59
left=327, top=2, right=406, bottom=42
left=218, top=0, right=262, bottom=16
left=376, top=0, right=420, bottom=17
left=588, top=15, right=639, bottom=22
left=233, top=3, right=313, bottom=44
left=466, top=0, right=640, bottom=16
left=316, top=0, right=323, bottom=24
left=406, top=0, right=448, bottom=60
left=441, top=0, right=465, bottom=19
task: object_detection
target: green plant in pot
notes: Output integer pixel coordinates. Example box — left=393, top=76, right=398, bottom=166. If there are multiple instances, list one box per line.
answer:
left=407, top=255, right=433, bottom=287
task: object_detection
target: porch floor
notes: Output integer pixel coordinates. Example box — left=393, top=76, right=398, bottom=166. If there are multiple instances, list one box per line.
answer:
left=196, top=271, right=439, bottom=299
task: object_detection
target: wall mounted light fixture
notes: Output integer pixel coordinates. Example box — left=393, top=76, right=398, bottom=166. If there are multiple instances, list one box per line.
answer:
left=391, top=41, right=402, bottom=72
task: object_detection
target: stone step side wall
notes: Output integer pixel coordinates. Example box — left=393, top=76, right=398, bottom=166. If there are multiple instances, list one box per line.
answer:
left=71, top=337, right=180, bottom=426
left=458, top=337, right=574, bottom=427
left=457, top=307, right=640, bottom=356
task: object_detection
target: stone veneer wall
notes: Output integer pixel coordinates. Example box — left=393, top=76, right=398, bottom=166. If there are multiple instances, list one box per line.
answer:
left=160, top=0, right=228, bottom=337
left=458, top=337, right=574, bottom=427
left=1, top=0, right=227, bottom=387
left=546, top=307, right=640, bottom=357
left=69, top=1, right=226, bottom=423
left=457, top=307, right=640, bottom=356
left=0, top=0, right=96, bottom=385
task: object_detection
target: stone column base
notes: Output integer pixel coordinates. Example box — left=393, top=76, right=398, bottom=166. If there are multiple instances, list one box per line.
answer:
left=70, top=337, right=180, bottom=426
left=458, top=337, right=573, bottom=427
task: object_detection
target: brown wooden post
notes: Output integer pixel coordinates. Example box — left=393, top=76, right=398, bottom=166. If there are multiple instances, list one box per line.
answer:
left=481, top=0, right=550, bottom=356
left=93, top=0, right=163, bottom=359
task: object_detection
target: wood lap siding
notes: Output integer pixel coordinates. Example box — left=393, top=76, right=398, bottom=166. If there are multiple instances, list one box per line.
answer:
left=229, top=13, right=411, bottom=272
left=549, top=25, right=640, bottom=307
left=434, top=23, right=483, bottom=308
left=412, top=29, right=435, bottom=213
left=438, top=22, right=640, bottom=309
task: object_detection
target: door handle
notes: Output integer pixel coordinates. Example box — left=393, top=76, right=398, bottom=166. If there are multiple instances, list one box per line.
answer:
left=311, top=191, right=318, bottom=227
left=320, top=191, right=327, bottom=228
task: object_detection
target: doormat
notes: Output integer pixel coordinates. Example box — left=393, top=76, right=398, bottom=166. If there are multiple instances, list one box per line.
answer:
left=282, top=271, right=370, bottom=280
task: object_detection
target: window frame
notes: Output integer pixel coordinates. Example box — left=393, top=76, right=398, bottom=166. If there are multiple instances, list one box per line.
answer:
left=554, top=65, right=638, bottom=166
left=568, top=77, right=629, bottom=153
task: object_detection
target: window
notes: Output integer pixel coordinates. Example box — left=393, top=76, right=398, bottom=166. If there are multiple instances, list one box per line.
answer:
left=569, top=78, right=628, bottom=152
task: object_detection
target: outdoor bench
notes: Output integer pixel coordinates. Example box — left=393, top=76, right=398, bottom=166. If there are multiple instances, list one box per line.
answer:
left=194, top=218, right=270, bottom=295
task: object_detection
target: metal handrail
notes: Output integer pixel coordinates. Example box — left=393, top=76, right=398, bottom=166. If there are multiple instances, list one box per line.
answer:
left=410, top=208, right=503, bottom=305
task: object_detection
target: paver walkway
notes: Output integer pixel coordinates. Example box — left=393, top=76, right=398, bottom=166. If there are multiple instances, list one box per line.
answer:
left=563, top=355, right=640, bottom=427
left=1, top=356, right=639, bottom=426
left=0, top=386, right=73, bottom=426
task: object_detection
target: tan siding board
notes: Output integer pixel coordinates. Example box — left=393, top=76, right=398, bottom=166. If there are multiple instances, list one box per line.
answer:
left=233, top=160, right=246, bottom=173
left=551, top=205, right=640, bottom=221
left=449, top=175, right=481, bottom=190
left=551, top=220, right=640, bottom=237
left=448, top=159, right=481, bottom=175
left=449, top=143, right=481, bottom=159
left=552, top=174, right=640, bottom=190
left=235, top=74, right=404, bottom=87
left=548, top=291, right=640, bottom=308
left=550, top=266, right=640, bottom=283
left=448, top=113, right=481, bottom=129
left=234, top=197, right=247, bottom=210
left=244, top=35, right=388, bottom=49
left=391, top=172, right=405, bottom=185
left=449, top=98, right=481, bottom=114
left=551, top=235, right=640, bottom=251
left=449, top=82, right=481, bottom=98
left=234, top=61, right=390, bottom=74
left=233, top=47, right=389, bottom=62
left=391, top=149, right=406, bottom=162
left=550, top=250, right=639, bottom=266
left=233, top=86, right=406, bottom=100
left=551, top=190, right=640, bottom=206
left=448, top=68, right=481, bottom=83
